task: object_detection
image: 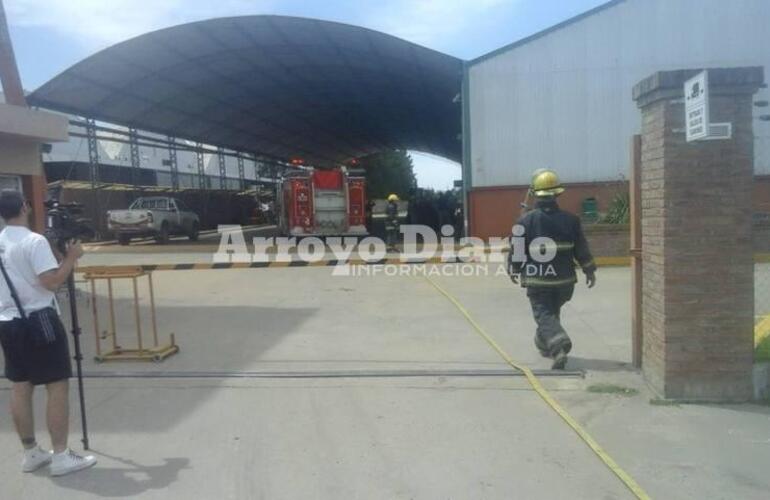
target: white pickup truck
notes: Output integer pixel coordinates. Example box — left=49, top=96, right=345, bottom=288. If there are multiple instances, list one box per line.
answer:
left=107, top=197, right=200, bottom=245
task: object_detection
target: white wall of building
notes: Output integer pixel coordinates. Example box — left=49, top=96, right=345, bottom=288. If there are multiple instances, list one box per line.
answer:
left=468, top=0, right=770, bottom=187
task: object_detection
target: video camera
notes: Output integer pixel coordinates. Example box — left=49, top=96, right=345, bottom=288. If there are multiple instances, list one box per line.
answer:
left=44, top=199, right=95, bottom=254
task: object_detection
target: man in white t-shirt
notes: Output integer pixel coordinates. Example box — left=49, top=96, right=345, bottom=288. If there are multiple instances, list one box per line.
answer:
left=0, top=191, right=96, bottom=476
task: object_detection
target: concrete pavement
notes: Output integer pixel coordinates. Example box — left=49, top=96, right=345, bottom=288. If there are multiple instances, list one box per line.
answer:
left=1, top=377, right=632, bottom=500
left=0, top=263, right=768, bottom=499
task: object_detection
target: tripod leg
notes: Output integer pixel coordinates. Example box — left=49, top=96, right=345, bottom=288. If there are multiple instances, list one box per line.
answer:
left=66, top=273, right=89, bottom=450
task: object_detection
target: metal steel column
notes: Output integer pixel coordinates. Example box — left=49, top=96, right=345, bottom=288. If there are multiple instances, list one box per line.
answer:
left=86, top=118, right=100, bottom=188
left=460, top=62, right=471, bottom=238
left=262, top=160, right=271, bottom=182
left=86, top=118, right=101, bottom=236
left=128, top=127, right=140, bottom=188
left=254, top=157, right=263, bottom=180
left=237, top=154, right=245, bottom=190
left=196, top=143, right=206, bottom=190
left=218, top=147, right=227, bottom=190
left=629, top=134, right=643, bottom=369
left=168, top=136, right=179, bottom=191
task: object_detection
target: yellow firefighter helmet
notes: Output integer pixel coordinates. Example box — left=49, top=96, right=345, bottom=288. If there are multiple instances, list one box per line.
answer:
left=531, top=169, right=565, bottom=197
left=387, top=194, right=399, bottom=202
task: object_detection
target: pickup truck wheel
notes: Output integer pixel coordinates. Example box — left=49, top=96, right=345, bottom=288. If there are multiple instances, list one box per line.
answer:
left=118, top=234, right=131, bottom=246
left=155, top=223, right=170, bottom=245
left=188, top=222, right=200, bottom=241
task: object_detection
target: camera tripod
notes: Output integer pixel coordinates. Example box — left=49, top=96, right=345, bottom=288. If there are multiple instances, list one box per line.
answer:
left=56, top=239, right=89, bottom=450
left=65, top=270, right=90, bottom=450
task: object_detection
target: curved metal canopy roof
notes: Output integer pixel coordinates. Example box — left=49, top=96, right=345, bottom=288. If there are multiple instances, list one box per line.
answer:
left=29, top=16, right=463, bottom=166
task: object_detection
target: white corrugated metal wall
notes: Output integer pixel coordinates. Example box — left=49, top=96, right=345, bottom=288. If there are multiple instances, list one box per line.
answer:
left=468, top=0, right=770, bottom=188
left=43, top=124, right=260, bottom=185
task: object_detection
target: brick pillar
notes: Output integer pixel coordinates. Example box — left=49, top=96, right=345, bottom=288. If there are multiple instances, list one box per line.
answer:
left=633, top=67, right=764, bottom=402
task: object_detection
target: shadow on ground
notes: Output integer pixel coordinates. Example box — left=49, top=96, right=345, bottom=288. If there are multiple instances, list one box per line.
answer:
left=48, top=452, right=190, bottom=498
left=0, top=300, right=317, bottom=434
left=566, top=356, right=634, bottom=372
left=59, top=297, right=318, bottom=374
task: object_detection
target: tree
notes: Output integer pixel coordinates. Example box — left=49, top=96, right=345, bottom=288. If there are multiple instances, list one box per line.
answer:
left=359, top=150, right=417, bottom=200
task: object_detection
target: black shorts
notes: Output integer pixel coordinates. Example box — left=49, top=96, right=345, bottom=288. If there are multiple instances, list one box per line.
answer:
left=0, top=314, right=72, bottom=385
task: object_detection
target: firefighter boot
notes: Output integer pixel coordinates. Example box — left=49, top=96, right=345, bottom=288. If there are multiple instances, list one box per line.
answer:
left=552, top=348, right=569, bottom=370
left=546, top=332, right=572, bottom=370
left=534, top=335, right=550, bottom=358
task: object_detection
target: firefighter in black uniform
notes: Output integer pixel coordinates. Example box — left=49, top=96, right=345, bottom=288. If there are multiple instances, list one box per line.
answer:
left=385, top=194, right=400, bottom=251
left=509, top=169, right=597, bottom=369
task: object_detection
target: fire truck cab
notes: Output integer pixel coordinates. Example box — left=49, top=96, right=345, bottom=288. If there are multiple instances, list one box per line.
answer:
left=277, top=167, right=367, bottom=237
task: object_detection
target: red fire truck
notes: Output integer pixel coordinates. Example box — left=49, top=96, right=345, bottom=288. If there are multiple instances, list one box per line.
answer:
left=277, top=167, right=367, bottom=236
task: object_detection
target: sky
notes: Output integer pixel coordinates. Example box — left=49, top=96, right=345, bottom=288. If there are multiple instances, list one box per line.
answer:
left=4, top=0, right=608, bottom=189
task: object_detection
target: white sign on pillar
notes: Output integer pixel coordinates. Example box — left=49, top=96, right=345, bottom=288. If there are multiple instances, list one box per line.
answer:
left=684, top=71, right=709, bottom=142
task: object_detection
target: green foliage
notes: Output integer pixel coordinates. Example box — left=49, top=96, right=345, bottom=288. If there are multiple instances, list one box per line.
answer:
left=602, top=191, right=630, bottom=224
left=407, top=187, right=463, bottom=230
left=359, top=150, right=417, bottom=200
left=411, top=187, right=461, bottom=205
left=649, top=399, right=681, bottom=407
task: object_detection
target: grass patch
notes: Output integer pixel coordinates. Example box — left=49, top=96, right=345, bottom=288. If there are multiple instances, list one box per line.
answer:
left=754, top=315, right=770, bottom=360
left=586, top=383, right=638, bottom=396
left=649, top=398, right=680, bottom=407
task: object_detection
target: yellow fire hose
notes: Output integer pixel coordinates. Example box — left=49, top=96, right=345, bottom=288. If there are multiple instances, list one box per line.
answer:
left=424, top=276, right=651, bottom=500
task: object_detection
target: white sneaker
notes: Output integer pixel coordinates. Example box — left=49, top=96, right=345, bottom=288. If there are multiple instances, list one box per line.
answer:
left=22, top=446, right=53, bottom=472
left=50, top=449, right=97, bottom=477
